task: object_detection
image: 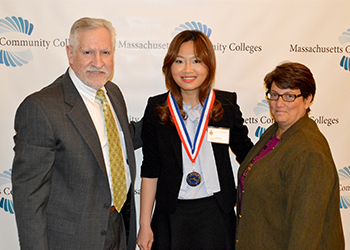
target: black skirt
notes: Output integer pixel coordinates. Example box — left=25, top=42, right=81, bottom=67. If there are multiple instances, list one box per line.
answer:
left=151, top=195, right=235, bottom=250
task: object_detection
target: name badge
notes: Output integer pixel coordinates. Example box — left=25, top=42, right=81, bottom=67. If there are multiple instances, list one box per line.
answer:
left=207, top=127, right=230, bottom=144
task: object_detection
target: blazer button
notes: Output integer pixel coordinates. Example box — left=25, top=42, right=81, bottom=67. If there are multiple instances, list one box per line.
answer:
left=236, top=239, right=239, bottom=243
left=104, top=203, right=109, bottom=209
left=101, top=230, right=107, bottom=236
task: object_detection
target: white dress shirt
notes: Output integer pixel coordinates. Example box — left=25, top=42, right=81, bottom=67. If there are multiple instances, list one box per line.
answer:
left=69, top=68, right=131, bottom=205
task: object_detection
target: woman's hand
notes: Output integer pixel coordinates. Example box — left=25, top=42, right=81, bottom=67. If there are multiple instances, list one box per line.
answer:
left=137, top=225, right=154, bottom=250
left=137, top=177, right=158, bottom=250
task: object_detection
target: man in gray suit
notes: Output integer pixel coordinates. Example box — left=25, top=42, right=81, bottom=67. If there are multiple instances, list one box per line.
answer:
left=12, top=17, right=142, bottom=250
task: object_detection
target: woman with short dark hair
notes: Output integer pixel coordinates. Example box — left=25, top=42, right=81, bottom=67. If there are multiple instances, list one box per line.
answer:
left=236, top=62, right=345, bottom=250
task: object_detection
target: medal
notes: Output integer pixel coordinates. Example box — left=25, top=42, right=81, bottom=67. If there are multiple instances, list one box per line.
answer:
left=186, top=170, right=202, bottom=186
left=168, top=90, right=215, bottom=187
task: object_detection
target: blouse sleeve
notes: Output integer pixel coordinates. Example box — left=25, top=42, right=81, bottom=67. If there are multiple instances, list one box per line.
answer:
left=227, top=92, right=253, bottom=164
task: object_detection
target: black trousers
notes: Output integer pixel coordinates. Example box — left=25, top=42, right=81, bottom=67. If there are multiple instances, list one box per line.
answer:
left=151, top=196, right=236, bottom=250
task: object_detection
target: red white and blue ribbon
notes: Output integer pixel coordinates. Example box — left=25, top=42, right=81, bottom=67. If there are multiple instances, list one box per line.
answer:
left=167, top=89, right=215, bottom=164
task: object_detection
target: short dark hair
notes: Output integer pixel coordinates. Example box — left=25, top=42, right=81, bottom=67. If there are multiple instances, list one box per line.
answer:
left=264, top=62, right=316, bottom=112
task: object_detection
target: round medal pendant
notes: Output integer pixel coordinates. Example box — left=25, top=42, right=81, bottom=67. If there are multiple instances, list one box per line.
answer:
left=186, top=171, right=202, bottom=187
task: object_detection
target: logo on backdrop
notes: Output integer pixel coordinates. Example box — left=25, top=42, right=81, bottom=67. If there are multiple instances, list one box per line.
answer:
left=338, top=28, right=350, bottom=71
left=0, top=16, right=34, bottom=67
left=249, top=99, right=270, bottom=138
left=117, top=21, right=212, bottom=50
left=289, top=27, right=350, bottom=72
left=0, top=169, right=14, bottom=214
left=0, top=15, right=69, bottom=67
left=338, top=166, right=350, bottom=209
left=118, top=21, right=263, bottom=55
left=171, top=21, right=212, bottom=38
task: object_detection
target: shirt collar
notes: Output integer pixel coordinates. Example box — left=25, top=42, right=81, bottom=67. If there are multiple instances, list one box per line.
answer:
left=183, top=102, right=203, bottom=122
left=69, top=67, right=106, bottom=101
left=183, top=102, right=202, bottom=112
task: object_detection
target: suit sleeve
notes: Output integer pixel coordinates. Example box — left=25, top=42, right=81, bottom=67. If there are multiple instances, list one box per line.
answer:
left=12, top=96, right=56, bottom=250
left=228, top=92, right=253, bottom=163
left=129, top=119, right=143, bottom=150
left=284, top=151, right=343, bottom=249
left=140, top=97, right=161, bottom=178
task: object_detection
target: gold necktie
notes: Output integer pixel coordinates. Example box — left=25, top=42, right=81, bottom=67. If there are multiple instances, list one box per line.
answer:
left=96, top=89, right=126, bottom=213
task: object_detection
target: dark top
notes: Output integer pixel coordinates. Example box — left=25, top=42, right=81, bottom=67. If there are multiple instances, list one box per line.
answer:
left=141, top=90, right=253, bottom=214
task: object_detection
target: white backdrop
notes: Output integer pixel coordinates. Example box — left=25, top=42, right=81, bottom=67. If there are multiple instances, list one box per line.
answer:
left=1, top=1, right=350, bottom=249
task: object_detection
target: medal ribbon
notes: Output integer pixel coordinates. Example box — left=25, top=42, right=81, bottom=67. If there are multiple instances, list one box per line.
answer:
left=167, top=89, right=215, bottom=164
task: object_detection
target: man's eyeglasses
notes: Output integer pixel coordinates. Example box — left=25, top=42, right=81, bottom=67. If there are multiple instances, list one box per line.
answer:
left=266, top=92, right=303, bottom=102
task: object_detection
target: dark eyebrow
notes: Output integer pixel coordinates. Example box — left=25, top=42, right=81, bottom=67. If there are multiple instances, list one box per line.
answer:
left=175, top=55, right=198, bottom=59
left=270, top=90, right=298, bottom=94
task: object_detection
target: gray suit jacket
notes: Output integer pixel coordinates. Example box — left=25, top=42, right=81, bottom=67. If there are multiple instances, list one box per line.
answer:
left=12, top=70, right=142, bottom=250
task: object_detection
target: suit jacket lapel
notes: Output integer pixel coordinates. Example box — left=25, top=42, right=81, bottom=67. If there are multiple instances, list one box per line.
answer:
left=237, top=124, right=277, bottom=178
left=105, top=85, right=128, bottom=135
left=168, top=125, right=183, bottom=171
left=62, top=72, right=107, bottom=178
left=208, top=120, right=223, bottom=164
left=105, top=83, right=137, bottom=181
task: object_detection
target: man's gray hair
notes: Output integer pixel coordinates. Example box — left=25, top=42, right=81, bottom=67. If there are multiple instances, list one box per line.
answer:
left=69, top=17, right=116, bottom=51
